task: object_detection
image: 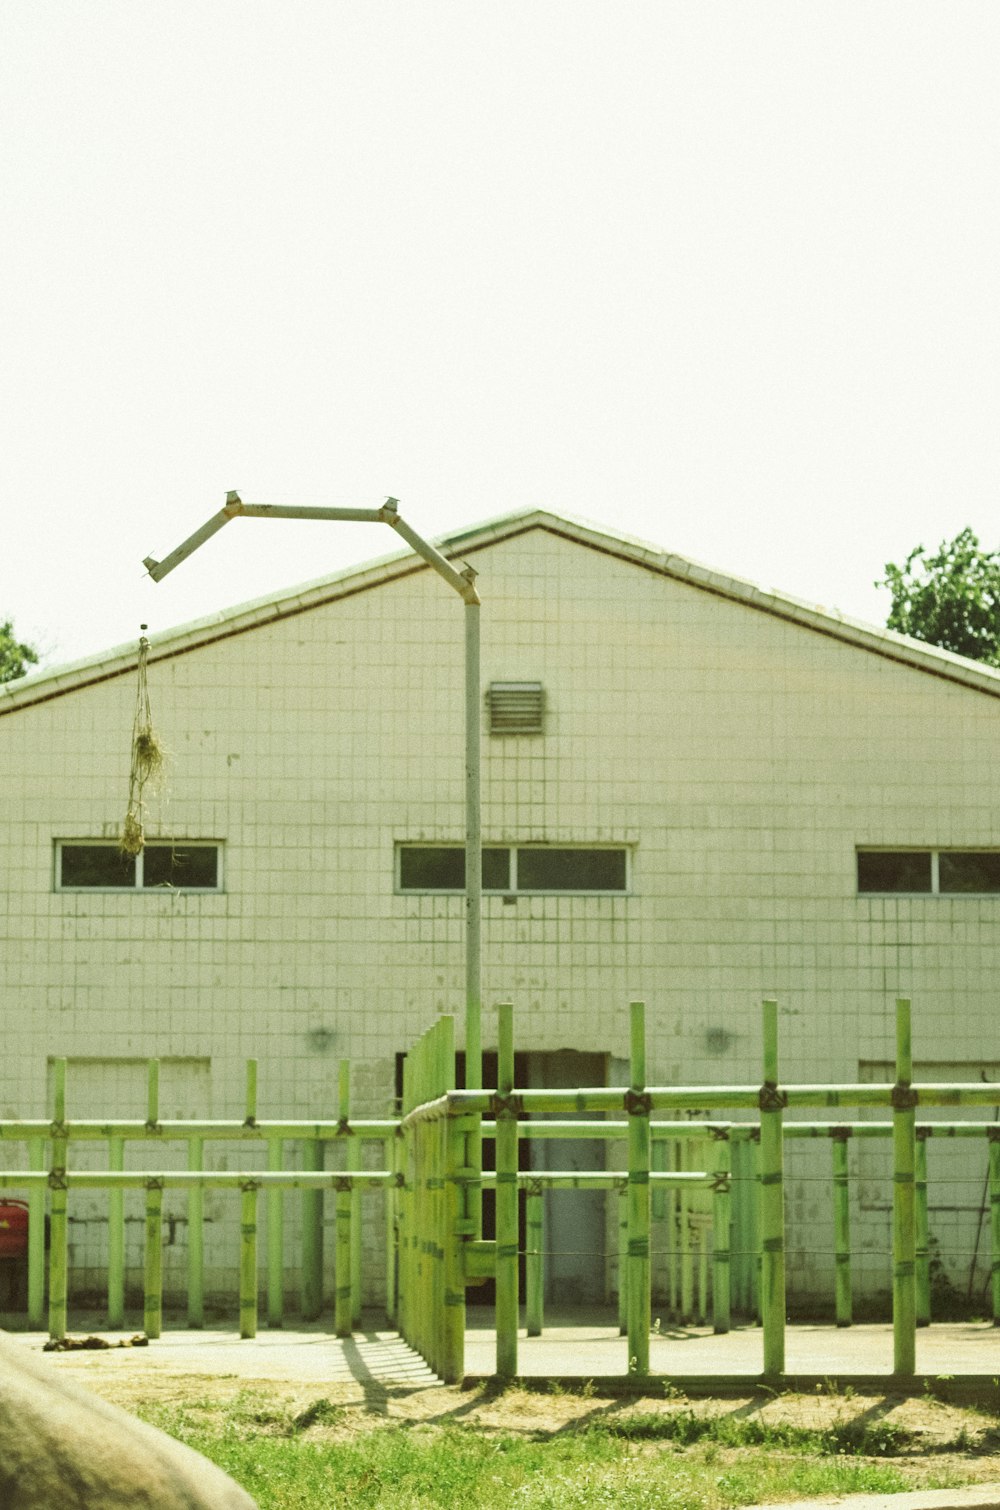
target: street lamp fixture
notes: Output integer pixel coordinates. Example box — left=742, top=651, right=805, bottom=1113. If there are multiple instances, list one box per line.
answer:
left=143, top=492, right=483, bottom=1091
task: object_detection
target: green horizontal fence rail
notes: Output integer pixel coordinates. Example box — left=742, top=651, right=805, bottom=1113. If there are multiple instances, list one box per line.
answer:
left=2, top=999, right=1000, bottom=1385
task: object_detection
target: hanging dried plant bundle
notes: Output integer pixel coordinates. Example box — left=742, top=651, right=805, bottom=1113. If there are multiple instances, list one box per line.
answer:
left=120, top=634, right=167, bottom=855
left=120, top=811, right=145, bottom=858
left=133, top=726, right=165, bottom=782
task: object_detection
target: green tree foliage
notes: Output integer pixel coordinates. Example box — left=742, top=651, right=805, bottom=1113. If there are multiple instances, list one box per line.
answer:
left=879, top=528, right=1000, bottom=666
left=0, top=619, right=39, bottom=683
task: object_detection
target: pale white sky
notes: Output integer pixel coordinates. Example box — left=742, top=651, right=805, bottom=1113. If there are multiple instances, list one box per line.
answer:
left=3, top=3, right=999, bottom=669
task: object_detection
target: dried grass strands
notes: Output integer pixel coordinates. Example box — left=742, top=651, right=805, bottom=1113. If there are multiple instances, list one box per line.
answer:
left=120, top=635, right=167, bottom=855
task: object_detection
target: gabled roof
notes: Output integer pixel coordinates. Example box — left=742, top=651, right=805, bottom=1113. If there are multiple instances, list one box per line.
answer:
left=4, top=506, right=1000, bottom=714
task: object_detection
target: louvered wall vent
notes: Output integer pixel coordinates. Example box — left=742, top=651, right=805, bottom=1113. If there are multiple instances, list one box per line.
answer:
left=488, top=681, right=544, bottom=735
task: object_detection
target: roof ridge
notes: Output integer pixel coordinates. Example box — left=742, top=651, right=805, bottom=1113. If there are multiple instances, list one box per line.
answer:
left=3, top=506, right=1000, bottom=711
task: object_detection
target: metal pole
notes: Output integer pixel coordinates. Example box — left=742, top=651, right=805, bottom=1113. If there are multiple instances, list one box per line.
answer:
left=464, top=593, right=483, bottom=1247
left=892, top=997, right=917, bottom=1376
left=760, top=999, right=786, bottom=1377
left=464, top=594, right=482, bottom=1091
left=144, top=498, right=485, bottom=1232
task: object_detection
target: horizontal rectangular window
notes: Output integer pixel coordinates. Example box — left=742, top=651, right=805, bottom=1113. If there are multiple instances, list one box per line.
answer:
left=398, top=847, right=511, bottom=892
left=938, top=851, right=1000, bottom=894
left=516, top=847, right=627, bottom=892
left=857, top=851, right=932, bottom=894
left=397, top=844, right=629, bottom=894
left=57, top=842, right=222, bottom=892
left=858, top=849, right=1000, bottom=895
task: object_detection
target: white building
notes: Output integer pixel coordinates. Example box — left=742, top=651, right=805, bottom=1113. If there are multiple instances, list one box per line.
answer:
left=2, top=508, right=999, bottom=1316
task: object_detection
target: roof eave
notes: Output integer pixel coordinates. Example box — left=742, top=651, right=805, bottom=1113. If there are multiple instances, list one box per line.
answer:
left=3, top=505, right=1000, bottom=711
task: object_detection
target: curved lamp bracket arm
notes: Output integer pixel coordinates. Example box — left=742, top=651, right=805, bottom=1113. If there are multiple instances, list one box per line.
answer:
left=143, top=492, right=480, bottom=605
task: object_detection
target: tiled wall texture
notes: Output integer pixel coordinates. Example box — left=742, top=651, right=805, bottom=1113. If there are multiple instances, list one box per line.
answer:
left=2, top=519, right=999, bottom=1316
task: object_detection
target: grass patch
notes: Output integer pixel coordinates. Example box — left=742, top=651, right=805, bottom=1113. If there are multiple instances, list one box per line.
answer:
left=589, top=1408, right=911, bottom=1455
left=134, top=1388, right=995, bottom=1510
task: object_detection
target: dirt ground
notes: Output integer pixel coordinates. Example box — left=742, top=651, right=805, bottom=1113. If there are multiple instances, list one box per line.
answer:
left=40, top=1350, right=1000, bottom=1485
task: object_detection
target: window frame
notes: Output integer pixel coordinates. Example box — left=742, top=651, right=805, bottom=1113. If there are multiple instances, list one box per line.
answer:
left=55, top=840, right=224, bottom=894
left=395, top=843, right=631, bottom=896
left=857, top=847, right=1000, bottom=897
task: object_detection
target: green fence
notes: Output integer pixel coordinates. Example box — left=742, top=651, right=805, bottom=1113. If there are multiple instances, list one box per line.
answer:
left=2, top=997, right=1000, bottom=1387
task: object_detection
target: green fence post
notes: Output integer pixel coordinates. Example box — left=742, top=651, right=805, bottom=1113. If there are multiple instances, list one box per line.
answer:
left=144, top=1178, right=163, bottom=1340
left=832, top=1130, right=852, bottom=1327
left=48, top=1058, right=68, bottom=1342
left=679, top=1140, right=694, bottom=1323
left=27, top=1134, right=46, bottom=1329
left=349, top=1152, right=362, bottom=1328
left=750, top=1133, right=762, bottom=1324
left=729, top=1137, right=749, bottom=1316
left=760, top=999, right=786, bottom=1378
left=618, top=1183, right=628, bottom=1334
left=268, top=1136, right=284, bottom=1327
left=711, top=1131, right=731, bottom=1334
left=495, top=1002, right=519, bottom=1380
left=892, top=997, right=917, bottom=1377
left=915, top=1131, right=931, bottom=1327
left=989, top=1129, right=1000, bottom=1327
left=627, top=1001, right=651, bottom=1376
left=301, top=1135, right=324, bottom=1320
left=416, top=1032, right=430, bottom=1366
left=245, top=1057, right=257, bottom=1125
left=651, top=1129, right=666, bottom=1222
left=336, top=1060, right=353, bottom=1339
left=187, top=1135, right=204, bottom=1328
left=525, top=1178, right=544, bottom=1337
left=439, top=1015, right=465, bottom=1383
left=667, top=1149, right=679, bottom=1320
left=417, top=1028, right=431, bottom=1367
left=386, top=1133, right=399, bottom=1327
left=240, top=1181, right=258, bottom=1339
left=697, top=1219, right=709, bottom=1326
left=144, top=1060, right=162, bottom=1341
left=338, top=1054, right=362, bottom=1329
left=398, top=1056, right=413, bottom=1345
left=108, top=1135, right=125, bottom=1328
left=433, top=1020, right=448, bottom=1377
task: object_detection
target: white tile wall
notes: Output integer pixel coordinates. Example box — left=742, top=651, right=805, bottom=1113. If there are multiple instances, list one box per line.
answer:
left=2, top=523, right=1000, bottom=1313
